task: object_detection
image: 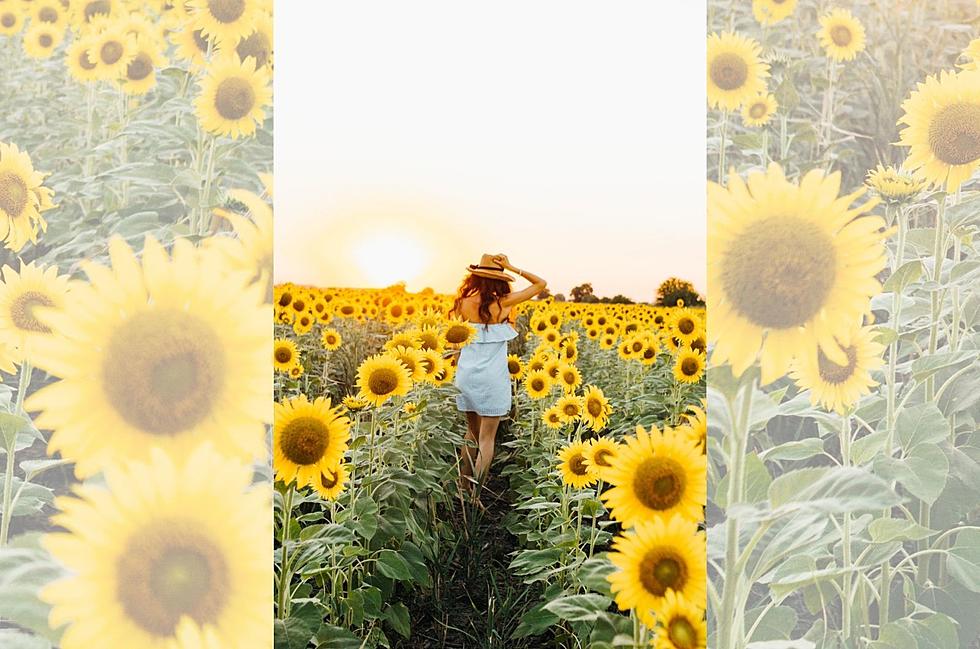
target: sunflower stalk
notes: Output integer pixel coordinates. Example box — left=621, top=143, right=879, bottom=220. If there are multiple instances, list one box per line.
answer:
left=277, top=485, right=295, bottom=618
left=718, top=110, right=730, bottom=186
left=1, top=360, right=33, bottom=547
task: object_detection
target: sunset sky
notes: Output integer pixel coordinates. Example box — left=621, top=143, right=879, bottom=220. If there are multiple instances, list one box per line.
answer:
left=274, top=1, right=706, bottom=302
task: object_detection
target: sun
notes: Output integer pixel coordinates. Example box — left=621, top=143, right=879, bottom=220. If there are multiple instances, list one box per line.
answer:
left=352, top=232, right=429, bottom=287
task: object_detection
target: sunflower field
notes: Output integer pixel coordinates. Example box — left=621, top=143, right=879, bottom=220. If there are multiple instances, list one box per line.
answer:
left=273, top=284, right=707, bottom=648
left=707, top=1, right=980, bottom=647
left=0, top=1, right=273, bottom=648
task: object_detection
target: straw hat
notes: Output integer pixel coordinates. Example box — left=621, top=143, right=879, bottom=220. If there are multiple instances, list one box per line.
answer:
left=466, top=254, right=515, bottom=282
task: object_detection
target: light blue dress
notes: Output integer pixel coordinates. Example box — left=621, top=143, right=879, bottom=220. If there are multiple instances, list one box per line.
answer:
left=454, top=322, right=518, bottom=417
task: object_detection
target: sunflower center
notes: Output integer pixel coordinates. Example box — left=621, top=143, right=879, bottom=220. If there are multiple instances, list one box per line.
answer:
left=631, top=341, right=643, bottom=352
left=563, top=403, right=579, bottom=417
left=84, top=0, right=110, bottom=21
left=749, top=101, right=767, bottom=119
left=193, top=28, right=211, bottom=54
left=830, top=25, right=852, bottom=47
left=633, top=456, right=686, bottom=510
left=38, top=33, right=53, bottom=48
left=39, top=7, right=59, bottom=22
left=709, top=52, right=748, bottom=91
left=678, top=318, right=696, bottom=335
left=642, top=347, right=656, bottom=360
left=9, top=290, right=54, bottom=333
left=277, top=291, right=292, bottom=307
left=100, top=39, right=124, bottom=65
left=816, top=344, right=858, bottom=384
left=587, top=398, right=603, bottom=417
left=668, top=617, right=699, bottom=649
left=508, top=359, right=520, bottom=374
left=531, top=378, right=545, bottom=391
left=721, top=216, right=837, bottom=329
left=445, top=325, right=469, bottom=344
left=117, top=522, right=229, bottom=636
left=563, top=371, right=576, bottom=384
left=1, top=13, right=15, bottom=28
left=321, top=468, right=339, bottom=489
left=0, top=171, right=29, bottom=217
left=367, top=368, right=399, bottom=396
left=569, top=453, right=589, bottom=476
left=279, top=415, right=329, bottom=465
left=215, top=76, right=256, bottom=120
left=681, top=357, right=701, bottom=377
left=127, top=52, right=153, bottom=81
left=928, top=102, right=980, bottom=166
left=593, top=448, right=613, bottom=467
left=208, top=0, right=246, bottom=23
left=274, top=347, right=292, bottom=363
left=102, top=310, right=225, bottom=435
left=639, top=548, right=688, bottom=597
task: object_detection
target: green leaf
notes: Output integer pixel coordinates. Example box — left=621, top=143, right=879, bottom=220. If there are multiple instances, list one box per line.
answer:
left=0, top=544, right=64, bottom=643
left=314, top=624, right=363, bottom=649
left=0, top=413, right=31, bottom=453
left=576, top=557, right=615, bottom=596
left=769, top=467, right=900, bottom=514
left=512, top=603, right=560, bottom=638
left=383, top=602, right=411, bottom=638
left=868, top=517, right=935, bottom=543
left=273, top=617, right=314, bottom=649
left=716, top=452, right=771, bottom=508
left=896, top=403, right=948, bottom=451
left=542, top=593, right=612, bottom=622
left=374, top=549, right=414, bottom=582
left=761, top=438, right=825, bottom=462
left=948, top=528, right=980, bottom=593
left=910, top=351, right=977, bottom=383
left=0, top=631, right=51, bottom=649
left=876, top=444, right=949, bottom=505
left=883, top=260, right=923, bottom=293
left=869, top=622, right=918, bottom=649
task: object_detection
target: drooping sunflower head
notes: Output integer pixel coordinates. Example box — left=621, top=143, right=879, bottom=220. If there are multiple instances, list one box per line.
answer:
left=864, top=164, right=927, bottom=204
left=65, top=34, right=102, bottom=82
left=817, top=8, right=866, bottom=62
left=740, top=92, right=778, bottom=127
left=607, top=515, right=707, bottom=627
left=171, top=25, right=220, bottom=70
left=25, top=237, right=270, bottom=478
left=898, top=69, right=980, bottom=192
left=312, top=462, right=348, bottom=501
left=708, top=163, right=888, bottom=384
left=751, top=0, right=797, bottom=26
left=789, top=325, right=883, bottom=414
left=274, top=393, right=351, bottom=487
left=601, top=425, right=707, bottom=527
left=557, top=440, right=596, bottom=489
left=273, top=337, right=298, bottom=371
left=706, top=31, right=769, bottom=111
left=194, top=54, right=272, bottom=139
left=234, top=10, right=273, bottom=68
left=584, top=436, right=620, bottom=481
left=355, top=353, right=412, bottom=406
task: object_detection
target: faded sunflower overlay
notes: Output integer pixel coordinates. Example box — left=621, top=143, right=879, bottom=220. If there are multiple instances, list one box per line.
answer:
left=273, top=282, right=706, bottom=646
left=0, top=2, right=273, bottom=648
left=708, top=2, right=980, bottom=648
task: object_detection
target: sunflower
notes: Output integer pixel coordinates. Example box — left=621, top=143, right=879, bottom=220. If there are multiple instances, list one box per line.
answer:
left=818, top=8, right=866, bottom=62
left=292, top=312, right=313, bottom=335
left=443, top=316, right=477, bottom=347
left=741, top=92, right=778, bottom=127
left=864, top=164, right=926, bottom=204
left=650, top=590, right=707, bottom=649
left=752, top=0, right=797, bottom=26
left=557, top=441, right=596, bottom=489
left=207, top=185, right=273, bottom=297
left=706, top=32, right=769, bottom=111
left=172, top=26, right=219, bottom=71
left=556, top=394, right=583, bottom=423
left=524, top=369, right=552, bottom=400
left=639, top=341, right=659, bottom=366
left=342, top=394, right=369, bottom=412
left=321, top=328, right=341, bottom=350
left=25, top=237, right=269, bottom=478
left=387, top=345, right=425, bottom=382
left=0, top=262, right=70, bottom=361
left=898, top=69, right=980, bottom=192
left=41, top=446, right=270, bottom=649
left=188, top=0, right=260, bottom=47
left=542, top=405, right=564, bottom=429
left=356, top=353, right=412, bottom=407
left=0, top=5, right=23, bottom=35
left=415, top=325, right=443, bottom=352
left=273, top=337, right=298, bottom=372
left=33, top=0, right=67, bottom=29
left=274, top=394, right=350, bottom=487
left=678, top=403, right=707, bottom=453
left=669, top=308, right=702, bottom=346
left=120, top=35, right=167, bottom=95
left=507, top=353, right=524, bottom=380
left=385, top=330, right=420, bottom=350
left=708, top=164, right=888, bottom=384
left=417, top=348, right=444, bottom=383
left=288, top=364, right=304, bottom=379
left=960, top=38, right=980, bottom=72
left=601, top=425, right=706, bottom=527
left=673, top=349, right=705, bottom=384
left=91, top=24, right=134, bottom=80
left=560, top=340, right=577, bottom=363
left=22, top=23, right=63, bottom=58
left=65, top=34, right=102, bottom=82
left=581, top=385, right=613, bottom=432
left=195, top=54, right=271, bottom=139
left=311, top=463, right=348, bottom=501
left=0, top=141, right=53, bottom=252
left=607, top=515, right=706, bottom=627
left=584, top=436, right=620, bottom=481
left=599, top=334, right=616, bottom=350
left=557, top=363, right=582, bottom=393
left=72, top=0, right=120, bottom=26
left=789, top=325, right=883, bottom=414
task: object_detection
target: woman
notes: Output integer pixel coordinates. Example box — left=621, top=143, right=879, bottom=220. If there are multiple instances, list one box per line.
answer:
left=451, top=253, right=547, bottom=496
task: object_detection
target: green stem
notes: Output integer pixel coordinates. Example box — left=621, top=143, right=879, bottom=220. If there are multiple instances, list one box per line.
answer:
left=277, top=486, right=295, bottom=618
left=840, top=416, right=853, bottom=641
left=2, top=362, right=33, bottom=547
left=718, top=111, right=730, bottom=186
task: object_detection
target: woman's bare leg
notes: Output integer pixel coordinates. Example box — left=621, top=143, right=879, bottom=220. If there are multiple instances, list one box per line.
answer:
left=460, top=412, right=481, bottom=491
left=473, top=415, right=501, bottom=483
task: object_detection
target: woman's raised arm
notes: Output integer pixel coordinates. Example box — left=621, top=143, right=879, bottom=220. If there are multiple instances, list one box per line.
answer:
left=494, top=255, right=547, bottom=307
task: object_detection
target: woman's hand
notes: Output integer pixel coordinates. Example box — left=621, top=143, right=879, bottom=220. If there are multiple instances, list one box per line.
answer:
left=492, top=254, right=512, bottom=270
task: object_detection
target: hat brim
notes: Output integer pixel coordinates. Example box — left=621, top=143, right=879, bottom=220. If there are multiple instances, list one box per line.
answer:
left=468, top=266, right=515, bottom=282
